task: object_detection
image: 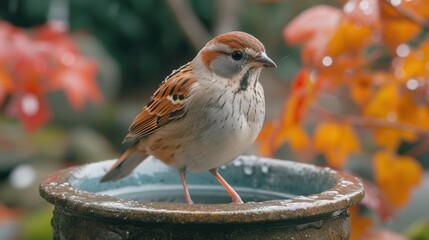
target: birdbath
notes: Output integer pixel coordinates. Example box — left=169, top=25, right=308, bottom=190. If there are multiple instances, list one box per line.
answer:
left=39, top=155, right=364, bottom=239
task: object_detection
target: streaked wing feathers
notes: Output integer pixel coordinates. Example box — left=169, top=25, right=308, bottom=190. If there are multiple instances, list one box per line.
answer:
left=124, top=63, right=195, bottom=142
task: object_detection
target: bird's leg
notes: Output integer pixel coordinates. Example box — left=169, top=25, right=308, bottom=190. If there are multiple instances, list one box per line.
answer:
left=180, top=169, right=193, bottom=204
left=210, top=168, right=243, bottom=203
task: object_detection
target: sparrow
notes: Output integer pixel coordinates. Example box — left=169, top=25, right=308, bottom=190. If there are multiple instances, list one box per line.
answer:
left=100, top=31, right=276, bottom=204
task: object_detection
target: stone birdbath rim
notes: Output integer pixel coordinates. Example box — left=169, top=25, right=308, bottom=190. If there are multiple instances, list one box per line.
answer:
left=39, top=156, right=364, bottom=224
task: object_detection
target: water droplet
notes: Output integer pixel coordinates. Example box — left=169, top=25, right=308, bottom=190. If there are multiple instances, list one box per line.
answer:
left=252, top=178, right=259, bottom=188
left=21, top=94, right=39, bottom=116
left=243, top=165, right=253, bottom=175
left=9, top=164, right=35, bottom=189
left=361, top=0, right=373, bottom=15
left=396, top=44, right=410, bottom=57
left=233, top=158, right=243, bottom=167
left=322, top=56, right=333, bottom=67
left=309, top=70, right=317, bottom=83
left=260, top=162, right=270, bottom=174
left=61, top=52, right=75, bottom=66
left=343, top=0, right=356, bottom=13
left=359, top=0, right=369, bottom=11
left=220, top=165, right=227, bottom=170
left=390, top=0, right=401, bottom=7
left=415, top=51, right=424, bottom=60
left=387, top=111, right=397, bottom=122
left=406, top=78, right=419, bottom=90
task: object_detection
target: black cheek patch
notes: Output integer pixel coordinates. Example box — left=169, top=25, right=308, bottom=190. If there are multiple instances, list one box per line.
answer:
left=238, top=69, right=251, bottom=92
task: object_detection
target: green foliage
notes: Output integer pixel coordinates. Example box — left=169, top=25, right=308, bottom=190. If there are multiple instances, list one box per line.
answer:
left=406, top=220, right=429, bottom=240
left=19, top=206, right=53, bottom=240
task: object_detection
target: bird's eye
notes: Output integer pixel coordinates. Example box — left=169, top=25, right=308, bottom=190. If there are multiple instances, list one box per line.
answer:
left=231, top=51, right=243, bottom=61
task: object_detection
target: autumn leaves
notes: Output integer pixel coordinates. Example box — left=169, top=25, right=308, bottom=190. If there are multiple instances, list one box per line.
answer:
left=257, top=0, right=429, bottom=231
left=0, top=21, right=101, bottom=132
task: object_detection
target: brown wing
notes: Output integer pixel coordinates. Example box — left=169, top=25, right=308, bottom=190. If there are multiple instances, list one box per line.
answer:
left=123, top=63, right=196, bottom=143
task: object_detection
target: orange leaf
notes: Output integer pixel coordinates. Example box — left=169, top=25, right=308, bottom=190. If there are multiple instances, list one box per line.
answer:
left=258, top=140, right=275, bottom=157
left=326, top=18, right=373, bottom=57
left=284, top=5, right=342, bottom=65
left=283, top=68, right=321, bottom=125
left=256, top=120, right=276, bottom=157
left=350, top=72, right=374, bottom=106
left=373, top=128, right=403, bottom=150
left=0, top=204, right=22, bottom=222
left=0, top=20, right=102, bottom=132
left=257, top=120, right=311, bottom=157
left=7, top=90, right=51, bottom=132
left=284, top=5, right=341, bottom=44
left=314, top=122, right=361, bottom=168
left=379, top=0, right=429, bottom=52
left=350, top=206, right=373, bottom=240
left=256, top=120, right=274, bottom=143
left=49, top=57, right=101, bottom=110
left=412, top=106, right=429, bottom=130
left=288, top=69, right=311, bottom=123
left=0, top=67, right=14, bottom=106
left=373, top=151, right=423, bottom=207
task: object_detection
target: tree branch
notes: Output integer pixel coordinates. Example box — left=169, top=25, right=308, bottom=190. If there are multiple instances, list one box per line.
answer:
left=382, top=0, right=429, bottom=32
left=214, top=0, right=240, bottom=35
left=164, top=0, right=211, bottom=51
left=313, top=103, right=429, bottom=136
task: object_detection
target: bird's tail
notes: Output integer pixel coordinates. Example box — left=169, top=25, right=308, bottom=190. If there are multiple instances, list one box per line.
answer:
left=100, top=143, right=148, bottom=182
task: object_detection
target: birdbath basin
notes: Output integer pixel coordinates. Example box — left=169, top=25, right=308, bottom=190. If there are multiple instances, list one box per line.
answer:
left=39, top=156, right=364, bottom=239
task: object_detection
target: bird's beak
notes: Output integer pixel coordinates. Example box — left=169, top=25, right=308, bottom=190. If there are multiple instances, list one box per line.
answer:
left=252, top=52, right=277, bottom=68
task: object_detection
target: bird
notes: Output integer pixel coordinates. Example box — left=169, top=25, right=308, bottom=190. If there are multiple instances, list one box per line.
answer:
left=100, top=31, right=276, bottom=204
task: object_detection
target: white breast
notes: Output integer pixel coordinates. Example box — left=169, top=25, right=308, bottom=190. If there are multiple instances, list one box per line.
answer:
left=170, top=79, right=265, bottom=172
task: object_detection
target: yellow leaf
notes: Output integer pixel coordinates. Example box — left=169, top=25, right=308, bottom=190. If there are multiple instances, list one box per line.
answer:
left=379, top=0, right=429, bottom=52
left=413, top=106, right=429, bottom=130
left=392, top=39, right=429, bottom=83
left=327, top=19, right=373, bottom=57
left=373, top=128, right=402, bottom=150
left=314, top=122, right=361, bottom=168
left=373, top=151, right=423, bottom=207
left=364, top=84, right=399, bottom=119
left=287, top=125, right=311, bottom=151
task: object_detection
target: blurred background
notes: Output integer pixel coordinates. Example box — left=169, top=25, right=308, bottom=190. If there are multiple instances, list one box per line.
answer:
left=0, top=0, right=428, bottom=239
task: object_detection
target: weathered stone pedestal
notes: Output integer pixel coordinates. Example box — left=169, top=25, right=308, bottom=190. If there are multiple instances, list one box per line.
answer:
left=40, top=156, right=364, bottom=239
